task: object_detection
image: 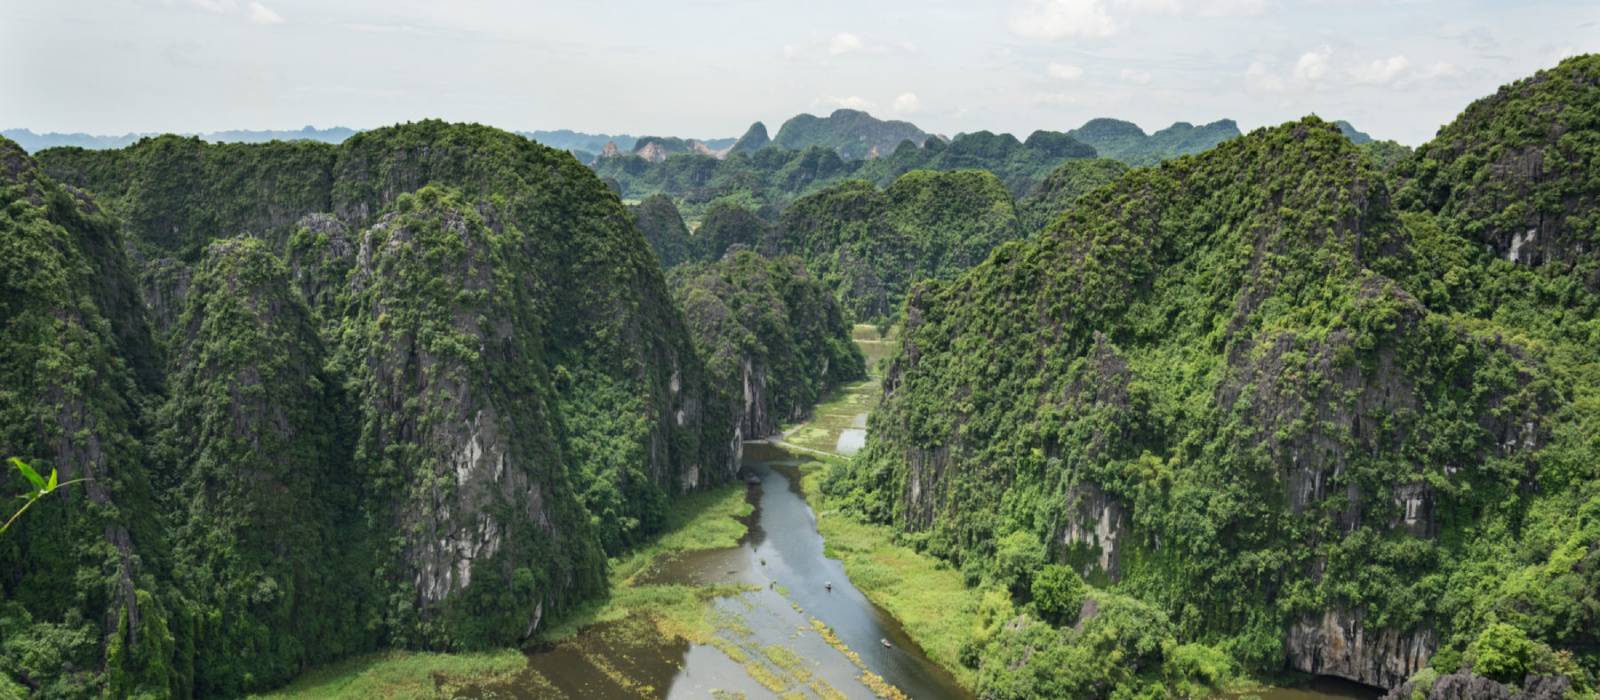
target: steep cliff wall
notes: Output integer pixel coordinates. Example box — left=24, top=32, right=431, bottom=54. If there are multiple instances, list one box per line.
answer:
left=838, top=112, right=1597, bottom=693
left=672, top=250, right=865, bottom=445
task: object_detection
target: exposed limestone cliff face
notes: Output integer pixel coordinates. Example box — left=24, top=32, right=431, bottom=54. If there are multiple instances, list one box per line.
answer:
left=672, top=250, right=865, bottom=450
left=1399, top=55, right=1600, bottom=288
left=1286, top=608, right=1437, bottom=689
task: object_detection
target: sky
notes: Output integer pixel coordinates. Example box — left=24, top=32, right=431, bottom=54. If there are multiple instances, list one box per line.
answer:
left=3, top=0, right=1597, bottom=146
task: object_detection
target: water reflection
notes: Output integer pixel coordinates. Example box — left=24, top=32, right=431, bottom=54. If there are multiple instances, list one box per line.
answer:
left=479, top=442, right=971, bottom=699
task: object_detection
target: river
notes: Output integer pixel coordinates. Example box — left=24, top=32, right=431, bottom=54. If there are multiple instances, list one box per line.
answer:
left=466, top=440, right=971, bottom=699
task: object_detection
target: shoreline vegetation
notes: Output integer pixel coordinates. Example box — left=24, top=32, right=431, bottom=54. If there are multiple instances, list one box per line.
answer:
left=251, top=486, right=754, bottom=699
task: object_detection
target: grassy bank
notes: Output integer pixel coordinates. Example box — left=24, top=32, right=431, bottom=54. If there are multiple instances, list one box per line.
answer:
left=255, top=485, right=754, bottom=699
left=775, top=324, right=981, bottom=690
left=794, top=461, right=981, bottom=690
left=247, top=651, right=525, bottom=700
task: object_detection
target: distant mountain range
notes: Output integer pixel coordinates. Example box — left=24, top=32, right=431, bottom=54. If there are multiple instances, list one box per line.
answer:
left=10, top=111, right=1270, bottom=170
left=1, top=126, right=358, bottom=152
left=520, top=129, right=639, bottom=155
left=1065, top=118, right=1241, bottom=166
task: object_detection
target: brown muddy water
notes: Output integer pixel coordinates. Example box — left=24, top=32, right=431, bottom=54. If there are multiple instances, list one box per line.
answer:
left=464, top=441, right=972, bottom=699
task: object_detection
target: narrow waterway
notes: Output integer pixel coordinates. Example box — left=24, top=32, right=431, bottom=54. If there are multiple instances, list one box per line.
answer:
left=471, top=440, right=971, bottom=699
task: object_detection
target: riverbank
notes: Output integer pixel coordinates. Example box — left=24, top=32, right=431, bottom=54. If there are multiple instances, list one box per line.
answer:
left=792, top=460, right=981, bottom=690
left=250, top=486, right=754, bottom=699
left=771, top=325, right=982, bottom=690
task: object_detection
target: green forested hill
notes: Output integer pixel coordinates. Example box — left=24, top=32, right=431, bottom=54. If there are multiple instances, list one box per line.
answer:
left=1, top=138, right=175, bottom=698
left=3, top=120, right=740, bottom=697
left=767, top=169, right=1023, bottom=322
left=1016, top=158, right=1130, bottom=233
left=833, top=56, right=1600, bottom=700
left=630, top=194, right=692, bottom=267
left=1067, top=117, right=1241, bottom=166
left=671, top=250, right=865, bottom=443
left=771, top=108, right=929, bottom=160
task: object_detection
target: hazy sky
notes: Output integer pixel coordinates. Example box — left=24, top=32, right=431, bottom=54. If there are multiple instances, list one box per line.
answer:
left=4, top=0, right=1597, bottom=145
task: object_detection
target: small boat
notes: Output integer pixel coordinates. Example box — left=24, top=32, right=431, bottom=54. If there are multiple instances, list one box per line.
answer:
left=880, top=638, right=892, bottom=649
left=824, top=581, right=833, bottom=591
left=745, top=474, right=761, bottom=485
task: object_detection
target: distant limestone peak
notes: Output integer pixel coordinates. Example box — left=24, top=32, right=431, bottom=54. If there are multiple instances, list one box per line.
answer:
left=730, top=121, right=770, bottom=154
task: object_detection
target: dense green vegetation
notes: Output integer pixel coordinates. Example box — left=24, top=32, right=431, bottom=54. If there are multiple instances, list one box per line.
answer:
left=830, top=56, right=1600, bottom=699
left=770, top=108, right=929, bottom=160
left=670, top=250, right=865, bottom=441
left=768, top=169, right=1023, bottom=321
left=156, top=237, right=365, bottom=696
left=1016, top=158, right=1130, bottom=233
left=3, top=120, right=752, bottom=697
left=1067, top=117, right=1241, bottom=166
left=593, top=127, right=1100, bottom=213
left=691, top=199, right=772, bottom=263
left=629, top=194, right=692, bottom=267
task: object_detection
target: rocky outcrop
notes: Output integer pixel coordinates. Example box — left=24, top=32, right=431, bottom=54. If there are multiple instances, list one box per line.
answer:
left=1286, top=608, right=1436, bottom=689
left=339, top=186, right=606, bottom=645
left=1382, top=672, right=1575, bottom=700
left=0, top=136, right=173, bottom=698
left=284, top=212, right=356, bottom=316
left=7, top=122, right=741, bottom=692
left=159, top=237, right=362, bottom=695
left=1399, top=55, right=1600, bottom=286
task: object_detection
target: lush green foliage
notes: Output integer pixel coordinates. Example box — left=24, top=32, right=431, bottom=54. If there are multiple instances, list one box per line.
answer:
left=1, top=137, right=175, bottom=698
left=691, top=199, right=771, bottom=263
left=671, top=250, right=865, bottom=439
left=6, top=120, right=750, bottom=696
left=770, top=169, right=1022, bottom=321
left=851, top=129, right=1098, bottom=196
left=832, top=68, right=1600, bottom=697
left=155, top=237, right=367, bottom=694
left=1032, top=564, right=1087, bottom=626
left=1016, top=158, right=1130, bottom=232
left=1067, top=118, right=1241, bottom=166
left=629, top=194, right=692, bottom=267
left=770, top=108, right=928, bottom=160
left=593, top=127, right=1100, bottom=213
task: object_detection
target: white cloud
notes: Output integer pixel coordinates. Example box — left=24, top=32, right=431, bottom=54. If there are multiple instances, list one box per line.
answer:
left=189, top=0, right=236, bottom=12
left=1048, top=62, right=1085, bottom=80
left=1294, top=45, right=1331, bottom=82
left=1009, top=0, right=1117, bottom=40
left=1351, top=55, right=1409, bottom=84
left=1245, top=59, right=1284, bottom=91
left=1413, top=61, right=1460, bottom=80
left=1120, top=67, right=1153, bottom=84
left=1189, top=0, right=1267, bottom=17
left=829, top=32, right=865, bottom=55
left=892, top=92, right=921, bottom=114
left=1113, top=0, right=1182, bottom=13
left=819, top=95, right=876, bottom=111
left=248, top=2, right=283, bottom=25
left=1115, top=0, right=1267, bottom=16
